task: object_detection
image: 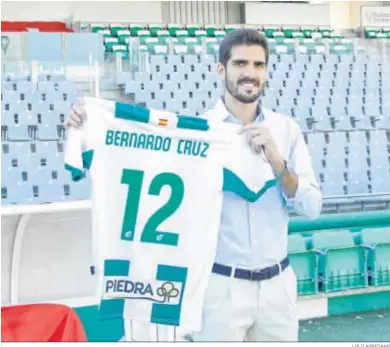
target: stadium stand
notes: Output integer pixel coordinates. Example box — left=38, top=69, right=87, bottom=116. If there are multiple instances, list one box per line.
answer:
left=2, top=25, right=389, bottom=204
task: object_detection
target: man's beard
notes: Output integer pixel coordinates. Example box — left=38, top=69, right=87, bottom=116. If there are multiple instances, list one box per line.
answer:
left=224, top=76, right=263, bottom=104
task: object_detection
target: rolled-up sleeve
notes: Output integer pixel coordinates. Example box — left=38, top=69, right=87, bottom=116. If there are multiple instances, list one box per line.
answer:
left=283, top=122, right=323, bottom=219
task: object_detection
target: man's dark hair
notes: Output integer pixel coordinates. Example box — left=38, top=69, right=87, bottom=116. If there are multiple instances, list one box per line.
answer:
left=218, top=28, right=269, bottom=67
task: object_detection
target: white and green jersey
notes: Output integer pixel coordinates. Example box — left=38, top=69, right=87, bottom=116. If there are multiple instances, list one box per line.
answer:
left=64, top=97, right=237, bottom=331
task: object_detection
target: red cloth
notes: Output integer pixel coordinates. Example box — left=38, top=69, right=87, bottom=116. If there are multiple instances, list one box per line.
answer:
left=1, top=304, right=87, bottom=342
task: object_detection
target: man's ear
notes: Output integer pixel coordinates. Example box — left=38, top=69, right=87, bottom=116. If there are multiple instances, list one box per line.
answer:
left=216, top=62, right=225, bottom=79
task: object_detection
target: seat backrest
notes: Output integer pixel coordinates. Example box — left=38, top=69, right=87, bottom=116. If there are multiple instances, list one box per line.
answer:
left=288, top=234, right=307, bottom=253
left=312, top=230, right=355, bottom=250
left=361, top=227, right=390, bottom=245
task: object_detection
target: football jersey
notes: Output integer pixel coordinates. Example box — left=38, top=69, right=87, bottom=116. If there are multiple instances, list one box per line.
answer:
left=64, top=97, right=238, bottom=331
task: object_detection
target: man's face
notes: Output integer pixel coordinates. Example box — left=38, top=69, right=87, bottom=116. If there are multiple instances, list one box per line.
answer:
left=218, top=44, right=267, bottom=104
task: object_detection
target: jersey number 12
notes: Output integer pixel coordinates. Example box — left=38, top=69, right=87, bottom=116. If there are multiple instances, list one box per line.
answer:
left=120, top=169, right=184, bottom=246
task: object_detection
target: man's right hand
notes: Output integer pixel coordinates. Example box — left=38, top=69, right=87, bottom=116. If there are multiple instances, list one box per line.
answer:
left=66, top=97, right=87, bottom=128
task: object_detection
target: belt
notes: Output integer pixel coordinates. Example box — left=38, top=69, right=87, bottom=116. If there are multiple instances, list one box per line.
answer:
left=212, top=256, right=290, bottom=282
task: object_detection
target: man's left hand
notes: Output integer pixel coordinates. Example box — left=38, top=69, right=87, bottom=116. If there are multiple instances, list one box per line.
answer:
left=239, top=124, right=285, bottom=173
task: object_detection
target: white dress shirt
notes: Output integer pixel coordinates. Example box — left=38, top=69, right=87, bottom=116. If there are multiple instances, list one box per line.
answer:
left=204, top=99, right=323, bottom=269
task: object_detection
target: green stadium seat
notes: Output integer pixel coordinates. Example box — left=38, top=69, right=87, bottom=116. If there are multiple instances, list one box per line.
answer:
left=187, top=25, right=200, bottom=37
left=365, top=27, right=380, bottom=39
left=341, top=38, right=354, bottom=50
left=205, top=37, right=218, bottom=44
left=361, top=227, right=390, bottom=287
left=156, top=30, right=172, bottom=44
left=301, top=27, right=314, bottom=38
left=225, top=24, right=242, bottom=34
left=175, top=30, right=189, bottom=38
left=168, top=24, right=183, bottom=37
left=214, top=30, right=226, bottom=41
left=274, top=36, right=285, bottom=44
left=273, top=31, right=285, bottom=39
left=188, top=44, right=203, bottom=55
left=91, top=24, right=106, bottom=33
left=150, top=44, right=168, bottom=55
left=144, top=37, right=159, bottom=48
left=282, top=38, right=296, bottom=51
left=264, top=27, right=278, bottom=38
left=117, top=30, right=131, bottom=44
left=299, top=38, right=316, bottom=53
left=384, top=28, right=390, bottom=38
left=312, top=230, right=367, bottom=293
left=314, top=37, right=326, bottom=45
left=130, top=24, right=145, bottom=37
left=376, top=33, right=388, bottom=40
left=283, top=27, right=295, bottom=38
left=111, top=44, right=129, bottom=58
left=329, top=42, right=353, bottom=55
left=311, top=32, right=323, bottom=40
left=205, top=25, right=219, bottom=37
left=207, top=43, right=219, bottom=55
left=110, top=24, right=126, bottom=37
left=182, top=37, right=200, bottom=51
left=288, top=234, right=318, bottom=296
left=292, top=31, right=304, bottom=39
left=330, top=33, right=344, bottom=40
left=149, top=24, right=164, bottom=37
left=138, top=31, right=152, bottom=44
left=96, top=29, right=111, bottom=39
left=194, top=30, right=207, bottom=40
left=267, top=38, right=276, bottom=54
left=139, top=45, right=148, bottom=53
left=112, top=44, right=128, bottom=52
left=104, top=37, right=119, bottom=52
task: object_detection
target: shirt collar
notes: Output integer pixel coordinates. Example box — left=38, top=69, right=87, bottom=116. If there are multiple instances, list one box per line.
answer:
left=218, top=96, right=264, bottom=124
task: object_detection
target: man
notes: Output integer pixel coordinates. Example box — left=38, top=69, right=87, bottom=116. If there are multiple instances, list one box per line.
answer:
left=66, top=29, right=322, bottom=341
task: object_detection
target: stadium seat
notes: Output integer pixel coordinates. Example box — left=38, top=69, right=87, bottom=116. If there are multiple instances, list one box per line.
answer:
left=288, top=234, right=318, bottom=295
left=360, top=227, right=390, bottom=286
left=1, top=26, right=389, bottom=205
left=311, top=230, right=368, bottom=293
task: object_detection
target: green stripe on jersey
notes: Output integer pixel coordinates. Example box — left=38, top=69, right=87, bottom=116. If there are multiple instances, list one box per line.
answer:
left=82, top=150, right=94, bottom=169
left=115, top=102, right=150, bottom=123
left=64, top=164, right=84, bottom=182
left=114, top=103, right=210, bottom=131
left=177, top=115, right=209, bottom=131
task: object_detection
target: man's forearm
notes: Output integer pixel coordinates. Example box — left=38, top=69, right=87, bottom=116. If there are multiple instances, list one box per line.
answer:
left=271, top=159, right=298, bottom=198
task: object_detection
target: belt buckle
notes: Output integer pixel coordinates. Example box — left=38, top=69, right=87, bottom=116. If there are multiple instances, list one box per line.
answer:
left=250, top=268, right=263, bottom=281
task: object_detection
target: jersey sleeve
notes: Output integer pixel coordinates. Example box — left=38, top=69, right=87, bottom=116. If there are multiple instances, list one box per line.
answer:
left=64, top=126, right=92, bottom=182
left=64, top=99, right=99, bottom=182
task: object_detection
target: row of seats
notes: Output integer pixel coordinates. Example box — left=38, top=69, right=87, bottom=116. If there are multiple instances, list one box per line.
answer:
left=146, top=52, right=383, bottom=66
left=288, top=227, right=390, bottom=295
left=2, top=80, right=75, bottom=93
left=364, top=27, right=390, bottom=39
left=106, top=39, right=355, bottom=56
left=89, top=23, right=335, bottom=40
left=88, top=22, right=345, bottom=54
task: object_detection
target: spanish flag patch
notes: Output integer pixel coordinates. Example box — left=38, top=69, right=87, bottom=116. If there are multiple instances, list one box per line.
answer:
left=158, top=118, right=168, bottom=127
